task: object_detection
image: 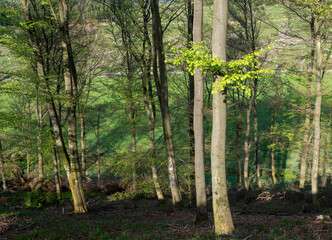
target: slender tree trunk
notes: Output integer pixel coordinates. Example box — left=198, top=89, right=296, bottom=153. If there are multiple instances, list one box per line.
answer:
left=321, top=137, right=328, bottom=187
left=311, top=15, right=322, bottom=206
left=0, top=139, right=7, bottom=191
left=36, top=94, right=44, bottom=179
left=211, top=0, right=234, bottom=235
left=151, top=0, right=182, bottom=205
left=141, top=3, right=164, bottom=199
left=52, top=145, right=61, bottom=200
left=20, top=0, right=87, bottom=213
left=57, top=0, right=87, bottom=213
left=188, top=0, right=196, bottom=207
left=270, top=107, right=278, bottom=188
left=236, top=122, right=242, bottom=189
left=96, top=110, right=101, bottom=186
left=140, top=1, right=164, bottom=200
left=26, top=101, right=32, bottom=177
left=243, top=87, right=252, bottom=191
left=299, top=18, right=314, bottom=191
left=253, top=78, right=262, bottom=190
left=49, top=116, right=61, bottom=200
left=193, top=0, right=207, bottom=222
left=80, top=113, right=87, bottom=176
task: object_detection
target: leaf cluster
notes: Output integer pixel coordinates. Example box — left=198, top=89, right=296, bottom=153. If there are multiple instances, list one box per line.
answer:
left=167, top=42, right=274, bottom=95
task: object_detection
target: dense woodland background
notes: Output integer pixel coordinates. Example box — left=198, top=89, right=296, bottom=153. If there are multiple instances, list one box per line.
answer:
left=0, top=0, right=331, bottom=239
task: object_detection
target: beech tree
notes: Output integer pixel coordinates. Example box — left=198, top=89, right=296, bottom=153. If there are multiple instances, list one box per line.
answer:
left=151, top=0, right=182, bottom=205
left=19, top=0, right=87, bottom=213
left=0, top=139, right=7, bottom=191
left=211, top=0, right=234, bottom=234
left=193, top=0, right=207, bottom=222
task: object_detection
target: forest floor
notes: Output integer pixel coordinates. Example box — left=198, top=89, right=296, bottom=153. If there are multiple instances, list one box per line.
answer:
left=0, top=187, right=331, bottom=240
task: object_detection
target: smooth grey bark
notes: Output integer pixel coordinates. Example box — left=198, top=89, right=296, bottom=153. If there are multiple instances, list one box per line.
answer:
left=211, top=0, right=234, bottom=235
left=270, top=104, right=279, bottom=188
left=311, top=15, right=323, bottom=206
left=35, top=93, right=44, bottom=179
left=0, top=139, right=7, bottom=191
left=253, top=77, right=262, bottom=190
left=243, top=86, right=252, bottom=191
left=150, top=0, right=182, bottom=205
left=299, top=17, right=314, bottom=191
left=193, top=0, right=207, bottom=222
left=49, top=115, right=62, bottom=200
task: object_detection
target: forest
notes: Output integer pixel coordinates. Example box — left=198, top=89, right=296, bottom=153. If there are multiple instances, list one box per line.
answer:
left=0, top=0, right=331, bottom=239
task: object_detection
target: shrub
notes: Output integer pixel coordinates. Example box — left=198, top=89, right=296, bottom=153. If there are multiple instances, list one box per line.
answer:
left=25, top=191, right=45, bottom=209
left=25, top=191, right=59, bottom=209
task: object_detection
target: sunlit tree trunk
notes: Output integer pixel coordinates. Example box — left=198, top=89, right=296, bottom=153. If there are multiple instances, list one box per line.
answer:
left=243, top=88, right=252, bottom=191
left=36, top=93, right=44, bottom=179
left=193, top=0, right=207, bottom=222
left=311, top=15, right=322, bottom=206
left=270, top=106, right=278, bottom=188
left=151, top=0, right=182, bottom=205
left=299, top=17, right=314, bottom=191
left=57, top=0, right=87, bottom=213
left=0, top=139, right=7, bottom=191
left=253, top=77, right=262, bottom=190
left=211, top=0, right=234, bottom=235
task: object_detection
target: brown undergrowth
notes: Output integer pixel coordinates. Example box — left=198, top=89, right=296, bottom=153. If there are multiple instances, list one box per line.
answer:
left=0, top=184, right=331, bottom=240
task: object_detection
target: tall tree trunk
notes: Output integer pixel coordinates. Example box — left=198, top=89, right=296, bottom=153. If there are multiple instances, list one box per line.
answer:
left=188, top=0, right=196, bottom=207
left=36, top=94, right=44, bottom=179
left=311, top=15, right=322, bottom=206
left=150, top=0, right=182, bottom=205
left=320, top=136, right=328, bottom=188
left=20, top=0, right=87, bottom=213
left=299, top=18, right=314, bottom=191
left=80, top=113, right=87, bottom=176
left=236, top=121, right=242, bottom=189
left=57, top=0, right=87, bottom=213
left=26, top=101, right=32, bottom=177
left=49, top=116, right=61, bottom=200
left=270, top=107, right=278, bottom=188
left=52, top=145, right=61, bottom=200
left=0, top=139, right=7, bottom=191
left=243, top=89, right=252, bottom=191
left=193, top=0, right=207, bottom=222
left=211, top=0, right=234, bottom=235
left=253, top=78, right=262, bottom=190
left=140, top=1, right=164, bottom=200
left=96, top=110, right=101, bottom=186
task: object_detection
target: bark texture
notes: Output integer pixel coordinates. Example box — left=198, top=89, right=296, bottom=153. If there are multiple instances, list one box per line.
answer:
left=150, top=0, right=181, bottom=205
left=299, top=18, right=314, bottom=191
left=211, top=0, right=234, bottom=235
left=311, top=15, right=322, bottom=206
left=243, top=90, right=252, bottom=191
left=193, top=0, right=207, bottom=222
left=140, top=1, right=164, bottom=199
left=0, top=139, right=7, bottom=191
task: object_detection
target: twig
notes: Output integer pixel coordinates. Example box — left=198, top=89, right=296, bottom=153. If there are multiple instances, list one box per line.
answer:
left=242, top=234, right=252, bottom=240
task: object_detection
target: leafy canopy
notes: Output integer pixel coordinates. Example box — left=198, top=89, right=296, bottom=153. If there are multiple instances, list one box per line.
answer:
left=167, top=42, right=274, bottom=95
